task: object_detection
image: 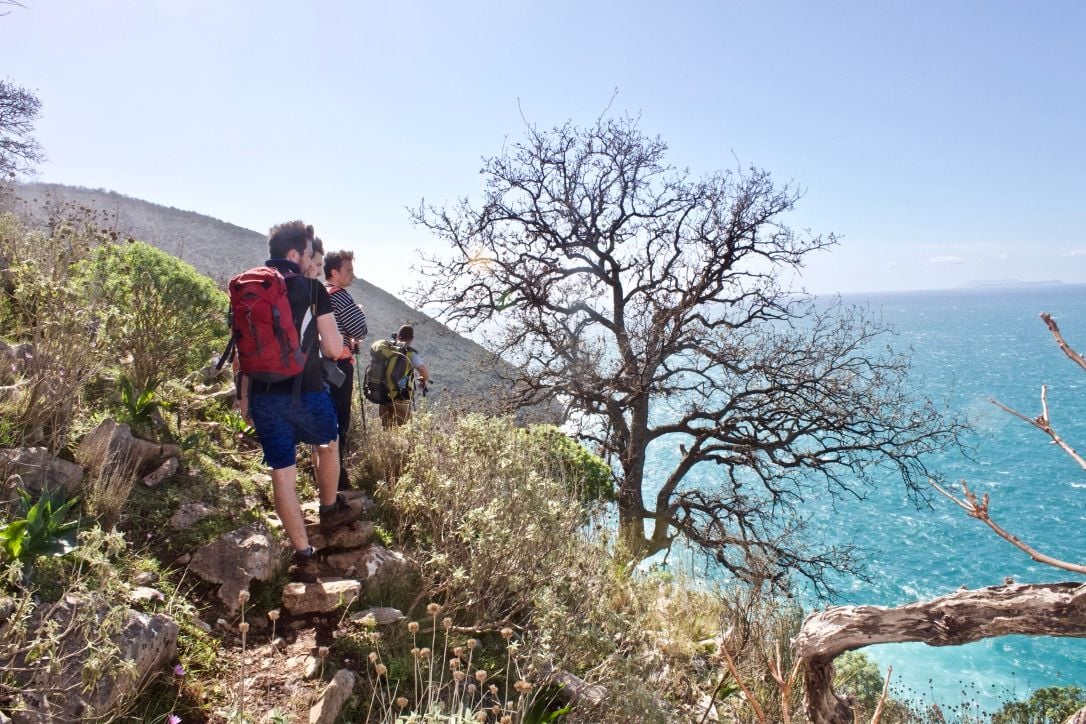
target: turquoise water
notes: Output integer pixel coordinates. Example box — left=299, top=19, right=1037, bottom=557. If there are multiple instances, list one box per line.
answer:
left=644, top=284, right=1086, bottom=709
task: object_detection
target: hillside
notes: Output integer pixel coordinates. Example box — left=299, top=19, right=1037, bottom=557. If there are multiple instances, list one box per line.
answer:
left=7, top=182, right=499, bottom=403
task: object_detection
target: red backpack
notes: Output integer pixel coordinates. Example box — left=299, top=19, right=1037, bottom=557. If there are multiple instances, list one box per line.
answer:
left=218, top=266, right=307, bottom=382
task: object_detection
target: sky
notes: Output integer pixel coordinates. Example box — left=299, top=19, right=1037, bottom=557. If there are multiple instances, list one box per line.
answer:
left=2, top=0, right=1084, bottom=296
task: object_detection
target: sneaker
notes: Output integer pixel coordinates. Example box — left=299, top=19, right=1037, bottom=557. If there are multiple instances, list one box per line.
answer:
left=319, top=493, right=362, bottom=533
left=288, top=547, right=320, bottom=583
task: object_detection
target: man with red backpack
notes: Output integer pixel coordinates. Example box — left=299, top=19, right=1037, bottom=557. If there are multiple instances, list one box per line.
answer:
left=323, top=249, right=367, bottom=490
left=230, top=221, right=360, bottom=582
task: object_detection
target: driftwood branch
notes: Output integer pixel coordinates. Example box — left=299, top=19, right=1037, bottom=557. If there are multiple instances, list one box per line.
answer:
left=933, top=479, right=1086, bottom=575
left=794, top=582, right=1086, bottom=724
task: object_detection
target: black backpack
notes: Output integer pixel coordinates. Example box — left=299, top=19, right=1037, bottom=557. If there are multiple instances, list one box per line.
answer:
left=363, top=339, right=416, bottom=404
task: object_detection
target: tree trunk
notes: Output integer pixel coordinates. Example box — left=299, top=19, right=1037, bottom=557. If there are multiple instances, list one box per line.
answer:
left=617, top=398, right=654, bottom=559
left=794, top=582, right=1086, bottom=724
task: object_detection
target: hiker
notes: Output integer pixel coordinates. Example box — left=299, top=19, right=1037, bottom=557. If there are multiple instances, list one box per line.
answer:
left=378, top=324, right=430, bottom=428
left=305, top=236, right=324, bottom=280
left=233, top=220, right=359, bottom=582
left=323, top=249, right=368, bottom=489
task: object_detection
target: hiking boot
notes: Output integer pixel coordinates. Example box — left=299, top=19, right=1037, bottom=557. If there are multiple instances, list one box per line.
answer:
left=319, top=493, right=362, bottom=533
left=288, top=547, right=320, bottom=584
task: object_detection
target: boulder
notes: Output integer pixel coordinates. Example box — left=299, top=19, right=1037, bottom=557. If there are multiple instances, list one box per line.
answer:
left=350, top=607, right=404, bottom=627
left=169, top=501, right=217, bottom=529
left=75, top=419, right=180, bottom=479
left=189, top=525, right=277, bottom=612
left=0, top=447, right=84, bottom=499
left=10, top=597, right=178, bottom=723
left=309, top=669, right=356, bottom=724
left=305, top=519, right=376, bottom=550
left=323, top=545, right=421, bottom=610
left=141, top=457, right=178, bottom=487
left=281, top=579, right=361, bottom=616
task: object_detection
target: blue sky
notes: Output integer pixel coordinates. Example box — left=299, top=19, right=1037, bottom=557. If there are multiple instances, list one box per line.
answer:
left=3, top=0, right=1084, bottom=294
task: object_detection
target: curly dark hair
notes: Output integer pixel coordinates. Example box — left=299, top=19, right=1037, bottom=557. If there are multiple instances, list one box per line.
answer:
left=268, top=220, right=314, bottom=259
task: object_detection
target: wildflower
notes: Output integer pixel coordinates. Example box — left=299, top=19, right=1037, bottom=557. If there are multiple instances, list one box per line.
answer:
left=396, top=697, right=409, bottom=709
left=410, top=647, right=421, bottom=658
left=375, top=663, right=387, bottom=677
left=426, top=602, right=442, bottom=616
left=267, top=609, right=280, bottom=621
left=452, top=670, right=466, bottom=682
left=489, top=684, right=498, bottom=696
left=167, top=715, right=181, bottom=724
left=360, top=613, right=377, bottom=628
left=514, top=680, right=532, bottom=695
left=442, top=617, right=453, bottom=630
left=475, top=669, right=488, bottom=683
left=318, top=646, right=329, bottom=659
left=449, top=658, right=461, bottom=671
left=490, top=705, right=501, bottom=716
left=368, top=652, right=379, bottom=663
left=466, top=638, right=478, bottom=650
left=238, top=622, right=250, bottom=634
left=475, top=712, right=487, bottom=722
left=467, top=684, right=476, bottom=696
left=501, top=716, right=512, bottom=724
left=500, top=627, right=513, bottom=640
left=237, top=590, right=250, bottom=605
left=172, top=664, right=185, bottom=677
left=419, top=647, right=431, bottom=659
left=408, top=621, right=420, bottom=634
left=453, top=646, right=464, bottom=658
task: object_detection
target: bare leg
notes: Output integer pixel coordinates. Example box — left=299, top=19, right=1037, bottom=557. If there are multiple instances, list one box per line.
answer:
left=314, top=439, right=340, bottom=506
left=270, top=464, right=310, bottom=552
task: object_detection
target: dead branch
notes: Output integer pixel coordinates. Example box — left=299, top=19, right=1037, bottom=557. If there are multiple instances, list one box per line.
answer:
left=869, top=665, right=892, bottom=724
left=989, top=387, right=1086, bottom=470
left=1041, top=312, right=1086, bottom=374
left=794, top=582, right=1086, bottom=724
left=718, top=641, right=768, bottom=724
left=766, top=640, right=802, bottom=724
left=932, top=479, right=1086, bottom=575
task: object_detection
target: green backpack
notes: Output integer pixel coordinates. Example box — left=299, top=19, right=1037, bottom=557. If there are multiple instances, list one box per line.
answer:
left=363, top=339, right=416, bottom=404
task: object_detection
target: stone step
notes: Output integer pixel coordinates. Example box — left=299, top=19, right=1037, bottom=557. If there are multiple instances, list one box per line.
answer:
left=282, top=579, right=361, bottom=615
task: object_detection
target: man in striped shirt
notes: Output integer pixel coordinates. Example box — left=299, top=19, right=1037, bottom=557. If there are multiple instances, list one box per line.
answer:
left=323, top=249, right=368, bottom=490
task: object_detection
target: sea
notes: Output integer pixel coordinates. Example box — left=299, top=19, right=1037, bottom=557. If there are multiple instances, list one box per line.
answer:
left=643, top=283, right=1086, bottom=711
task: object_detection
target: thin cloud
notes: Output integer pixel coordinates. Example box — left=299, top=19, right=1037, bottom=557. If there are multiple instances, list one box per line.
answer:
left=929, top=255, right=964, bottom=265
left=1061, top=249, right=1086, bottom=258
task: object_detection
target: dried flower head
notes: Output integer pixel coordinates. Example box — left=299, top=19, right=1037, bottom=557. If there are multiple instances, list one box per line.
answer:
left=317, top=646, right=330, bottom=659
left=267, top=609, right=280, bottom=621
left=419, top=647, right=431, bottom=659
left=488, top=684, right=498, bottom=696
left=375, top=663, right=387, bottom=676
left=501, top=717, right=512, bottom=724
left=474, top=712, right=487, bottom=722
left=466, top=684, right=476, bottom=695
left=514, top=680, right=533, bottom=695
left=442, top=617, right=453, bottom=631
left=237, top=621, right=250, bottom=634
left=426, top=602, right=442, bottom=617
left=466, top=638, right=478, bottom=650
left=410, top=647, right=421, bottom=658
left=500, top=627, right=514, bottom=640
left=368, top=651, right=379, bottom=663
left=452, top=670, right=466, bottom=682
left=474, top=669, right=488, bottom=683
left=396, top=697, right=409, bottom=709
left=449, top=658, right=461, bottom=671
left=408, top=621, right=420, bottom=634
left=453, top=646, right=464, bottom=658
left=237, top=590, right=250, bottom=604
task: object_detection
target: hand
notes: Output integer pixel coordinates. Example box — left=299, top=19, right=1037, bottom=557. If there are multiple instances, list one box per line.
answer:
left=238, top=398, right=252, bottom=425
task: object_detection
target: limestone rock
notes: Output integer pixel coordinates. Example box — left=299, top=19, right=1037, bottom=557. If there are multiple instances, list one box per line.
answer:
left=169, top=501, right=217, bottom=529
left=302, top=655, right=321, bottom=680
left=309, top=669, right=356, bottom=724
left=141, top=457, right=178, bottom=487
left=305, top=519, right=376, bottom=550
left=350, top=607, right=404, bottom=626
left=75, top=418, right=181, bottom=479
left=282, top=579, right=361, bottom=615
left=0, top=447, right=84, bottom=497
left=11, top=599, right=178, bottom=723
left=189, top=525, right=277, bottom=612
left=324, top=545, right=421, bottom=609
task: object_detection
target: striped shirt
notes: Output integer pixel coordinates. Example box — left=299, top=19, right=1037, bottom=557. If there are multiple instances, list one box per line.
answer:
left=327, top=285, right=368, bottom=358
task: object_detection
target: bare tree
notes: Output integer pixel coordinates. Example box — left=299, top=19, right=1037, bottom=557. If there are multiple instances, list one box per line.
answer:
left=0, top=78, right=44, bottom=181
left=410, top=117, right=962, bottom=593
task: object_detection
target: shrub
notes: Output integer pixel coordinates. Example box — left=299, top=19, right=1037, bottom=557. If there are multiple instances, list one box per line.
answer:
left=519, top=424, right=613, bottom=503
left=76, top=240, right=228, bottom=390
left=993, top=685, right=1086, bottom=724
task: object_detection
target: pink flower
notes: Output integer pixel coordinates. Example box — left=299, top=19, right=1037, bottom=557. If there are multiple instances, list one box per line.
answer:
left=167, top=715, right=181, bottom=724
left=172, top=664, right=185, bottom=677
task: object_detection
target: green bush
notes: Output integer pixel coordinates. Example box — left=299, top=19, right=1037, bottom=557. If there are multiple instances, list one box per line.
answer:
left=519, top=424, right=614, bottom=503
left=76, top=240, right=228, bottom=390
left=993, top=685, right=1086, bottom=724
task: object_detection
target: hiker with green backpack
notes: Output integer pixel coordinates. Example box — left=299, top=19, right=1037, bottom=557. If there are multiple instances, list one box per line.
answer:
left=363, top=324, right=430, bottom=428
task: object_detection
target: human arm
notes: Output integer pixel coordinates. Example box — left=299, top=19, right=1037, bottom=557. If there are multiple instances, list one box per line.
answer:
left=316, top=312, right=343, bottom=358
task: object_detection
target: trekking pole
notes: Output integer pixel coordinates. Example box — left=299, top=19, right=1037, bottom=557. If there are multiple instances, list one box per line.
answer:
left=355, top=353, right=367, bottom=434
